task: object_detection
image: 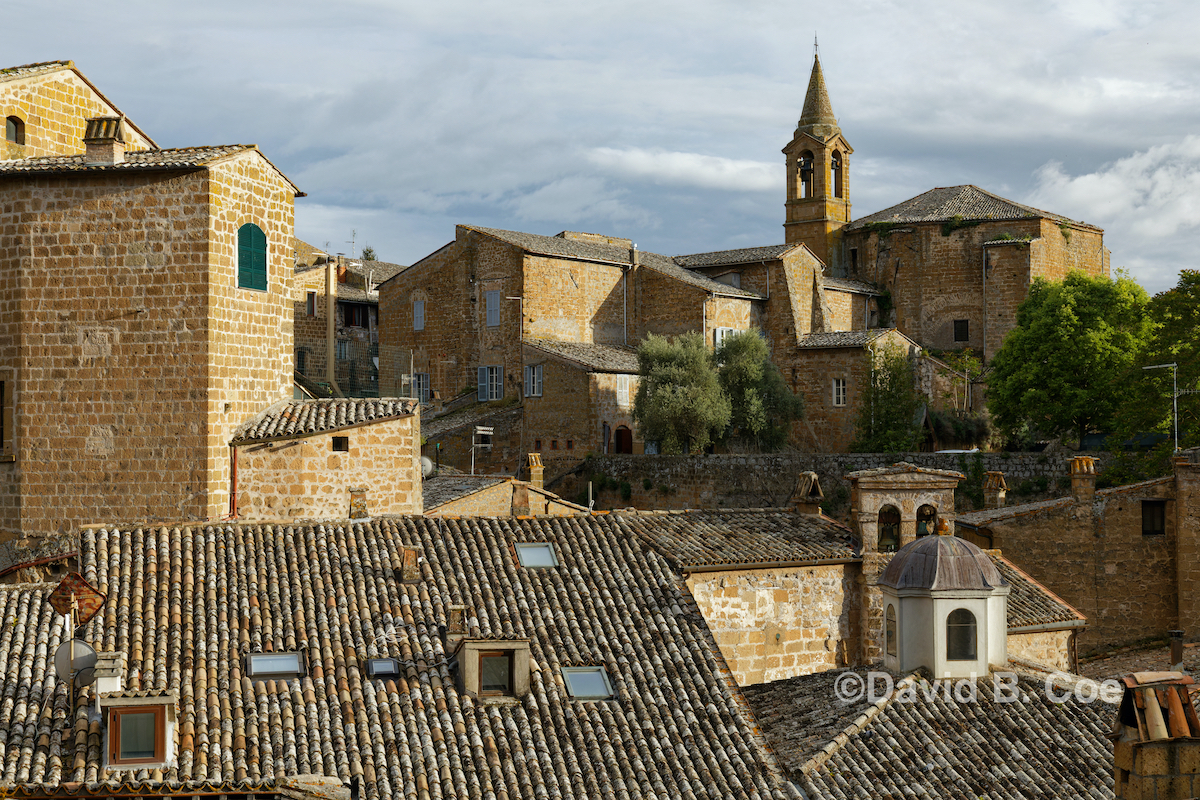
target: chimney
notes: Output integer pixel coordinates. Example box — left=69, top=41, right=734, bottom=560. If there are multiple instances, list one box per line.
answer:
left=82, top=116, right=126, bottom=165
left=527, top=453, right=544, bottom=491
left=1112, top=672, right=1200, bottom=799
left=1170, top=630, right=1185, bottom=670
left=630, top=244, right=640, bottom=266
left=983, top=471, right=1007, bottom=510
left=1070, top=456, right=1097, bottom=504
left=93, top=650, right=126, bottom=696
left=337, top=254, right=348, bottom=284
left=788, top=471, right=824, bottom=514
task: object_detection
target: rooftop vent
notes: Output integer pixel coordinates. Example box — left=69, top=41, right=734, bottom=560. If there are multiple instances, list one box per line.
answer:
left=83, top=116, right=126, bottom=166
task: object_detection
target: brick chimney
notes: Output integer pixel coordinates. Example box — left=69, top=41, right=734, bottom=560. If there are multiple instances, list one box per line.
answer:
left=337, top=254, right=348, bottom=284
left=788, top=471, right=824, bottom=514
left=82, top=116, right=126, bottom=165
left=1112, top=672, right=1200, bottom=798
left=1070, top=456, right=1097, bottom=504
left=983, top=471, right=1007, bottom=510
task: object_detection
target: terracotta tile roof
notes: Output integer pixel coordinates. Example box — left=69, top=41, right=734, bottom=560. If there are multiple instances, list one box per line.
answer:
left=751, top=668, right=1117, bottom=798
left=422, top=475, right=507, bottom=509
left=741, top=667, right=901, bottom=774
left=0, top=61, right=73, bottom=81
left=955, top=497, right=1075, bottom=528
left=673, top=244, right=798, bottom=268
left=524, top=338, right=640, bottom=374
left=847, top=185, right=1096, bottom=231
left=995, top=555, right=1087, bottom=630
left=232, top=398, right=418, bottom=444
left=0, top=145, right=254, bottom=175
left=0, top=518, right=796, bottom=798
left=821, top=277, right=880, bottom=295
left=795, top=329, right=891, bottom=349
left=624, top=509, right=856, bottom=570
left=420, top=404, right=520, bottom=440
left=463, top=226, right=764, bottom=299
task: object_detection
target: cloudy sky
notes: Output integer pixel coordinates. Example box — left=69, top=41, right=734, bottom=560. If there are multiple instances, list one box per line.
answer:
left=10, top=0, right=1200, bottom=293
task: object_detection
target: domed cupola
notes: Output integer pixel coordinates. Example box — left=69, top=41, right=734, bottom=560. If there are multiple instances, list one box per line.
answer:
left=878, top=531, right=1010, bottom=678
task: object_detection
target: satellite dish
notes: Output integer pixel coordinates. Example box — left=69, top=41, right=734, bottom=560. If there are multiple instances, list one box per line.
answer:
left=420, top=456, right=434, bottom=478
left=54, top=639, right=97, bottom=682
left=75, top=667, right=96, bottom=687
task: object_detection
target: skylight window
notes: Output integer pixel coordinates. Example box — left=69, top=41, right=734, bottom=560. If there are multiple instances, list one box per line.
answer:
left=515, top=542, right=558, bottom=568
left=562, top=666, right=614, bottom=700
left=364, top=657, right=401, bottom=678
left=246, top=652, right=305, bottom=679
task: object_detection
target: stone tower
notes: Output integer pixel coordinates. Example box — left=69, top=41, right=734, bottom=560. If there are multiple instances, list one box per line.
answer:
left=782, top=54, right=853, bottom=271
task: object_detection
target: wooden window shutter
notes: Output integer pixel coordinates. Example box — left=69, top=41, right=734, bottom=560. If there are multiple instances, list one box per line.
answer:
left=238, top=223, right=268, bottom=291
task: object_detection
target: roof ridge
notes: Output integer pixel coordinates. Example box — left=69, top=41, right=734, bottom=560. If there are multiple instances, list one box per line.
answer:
left=800, top=670, right=921, bottom=775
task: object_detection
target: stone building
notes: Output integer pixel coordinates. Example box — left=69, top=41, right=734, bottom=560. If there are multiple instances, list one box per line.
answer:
left=782, top=54, right=1110, bottom=362
left=956, top=452, right=1200, bottom=652
left=0, top=61, right=304, bottom=540
left=293, top=247, right=406, bottom=397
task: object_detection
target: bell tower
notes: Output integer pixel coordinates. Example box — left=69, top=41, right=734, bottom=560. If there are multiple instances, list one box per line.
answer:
left=783, top=50, right=853, bottom=270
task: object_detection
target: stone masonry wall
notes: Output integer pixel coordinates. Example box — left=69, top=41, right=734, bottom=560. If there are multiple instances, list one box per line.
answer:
left=976, top=478, right=1177, bottom=653
left=294, top=266, right=330, bottom=382
left=0, top=170, right=213, bottom=539
left=425, top=480, right=515, bottom=517
left=0, top=67, right=155, bottom=160
left=236, top=415, right=421, bottom=520
left=686, top=563, right=859, bottom=686
left=560, top=451, right=1108, bottom=514
left=204, top=153, right=298, bottom=518
left=1007, top=629, right=1075, bottom=673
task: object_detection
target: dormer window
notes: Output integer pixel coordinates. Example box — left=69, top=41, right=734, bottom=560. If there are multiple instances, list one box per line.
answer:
left=100, top=689, right=177, bottom=771
left=246, top=652, right=305, bottom=679
left=458, top=640, right=530, bottom=700
left=515, top=542, right=558, bottom=568
left=562, top=666, right=614, bottom=700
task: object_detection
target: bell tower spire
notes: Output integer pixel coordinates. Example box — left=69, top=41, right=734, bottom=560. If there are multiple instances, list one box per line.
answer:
left=783, top=50, right=853, bottom=271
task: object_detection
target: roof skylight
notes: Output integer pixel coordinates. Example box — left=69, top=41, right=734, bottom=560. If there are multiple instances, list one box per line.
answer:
left=515, top=542, right=558, bottom=568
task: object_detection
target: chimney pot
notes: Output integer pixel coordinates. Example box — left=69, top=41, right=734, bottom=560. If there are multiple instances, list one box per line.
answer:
left=983, top=471, right=1007, bottom=510
left=82, top=116, right=126, bottom=165
left=1070, top=456, right=1097, bottom=504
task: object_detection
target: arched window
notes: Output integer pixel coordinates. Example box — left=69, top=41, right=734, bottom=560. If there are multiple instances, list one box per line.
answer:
left=946, top=608, right=977, bottom=661
left=917, top=505, right=937, bottom=537
left=237, top=223, right=267, bottom=291
left=798, top=151, right=814, bottom=199
left=885, top=604, right=897, bottom=657
left=5, top=116, right=24, bottom=145
left=831, top=151, right=844, bottom=198
left=877, top=506, right=901, bottom=553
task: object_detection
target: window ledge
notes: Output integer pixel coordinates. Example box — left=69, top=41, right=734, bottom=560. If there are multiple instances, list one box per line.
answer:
left=0, top=454, right=14, bottom=463
left=478, top=696, right=521, bottom=706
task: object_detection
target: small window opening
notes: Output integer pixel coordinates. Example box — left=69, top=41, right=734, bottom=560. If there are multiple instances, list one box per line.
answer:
left=885, top=605, right=897, bottom=657
left=109, top=707, right=165, bottom=765
left=515, top=542, right=559, bottom=568
left=413, top=299, right=425, bottom=331
left=849, top=248, right=858, bottom=273
left=946, top=609, right=977, bottom=661
left=832, top=377, right=847, bottom=407
left=550, top=440, right=558, bottom=450
left=1143, top=500, right=1166, bottom=536
left=877, top=506, right=900, bottom=553
left=5, top=116, right=24, bottom=145
left=953, top=319, right=970, bottom=343
left=566, top=440, right=573, bottom=450
left=332, top=436, right=349, bottom=452
left=305, top=291, right=317, bottom=317
left=798, top=151, right=814, bottom=199
left=917, top=505, right=937, bottom=537
left=479, top=651, right=513, bottom=696
left=562, top=666, right=614, bottom=700
left=534, top=439, right=542, bottom=451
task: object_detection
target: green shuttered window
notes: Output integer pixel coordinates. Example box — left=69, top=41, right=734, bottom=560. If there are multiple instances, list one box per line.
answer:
left=238, top=223, right=267, bottom=291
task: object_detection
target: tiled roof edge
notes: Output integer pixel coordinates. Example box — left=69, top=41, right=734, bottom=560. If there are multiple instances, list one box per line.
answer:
left=994, top=553, right=1087, bottom=623
left=798, top=671, right=923, bottom=776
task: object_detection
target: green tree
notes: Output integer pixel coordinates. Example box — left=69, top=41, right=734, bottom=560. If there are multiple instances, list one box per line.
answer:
left=715, top=330, right=803, bottom=451
left=632, top=332, right=730, bottom=453
left=850, top=342, right=923, bottom=452
left=1113, top=269, right=1200, bottom=455
left=988, top=271, right=1152, bottom=444
left=359, top=245, right=377, bottom=261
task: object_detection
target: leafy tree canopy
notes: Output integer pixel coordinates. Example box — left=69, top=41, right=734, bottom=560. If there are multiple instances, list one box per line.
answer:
left=850, top=342, right=923, bottom=452
left=632, top=332, right=730, bottom=454
left=715, top=330, right=804, bottom=451
left=988, top=271, right=1152, bottom=444
left=360, top=245, right=377, bottom=261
